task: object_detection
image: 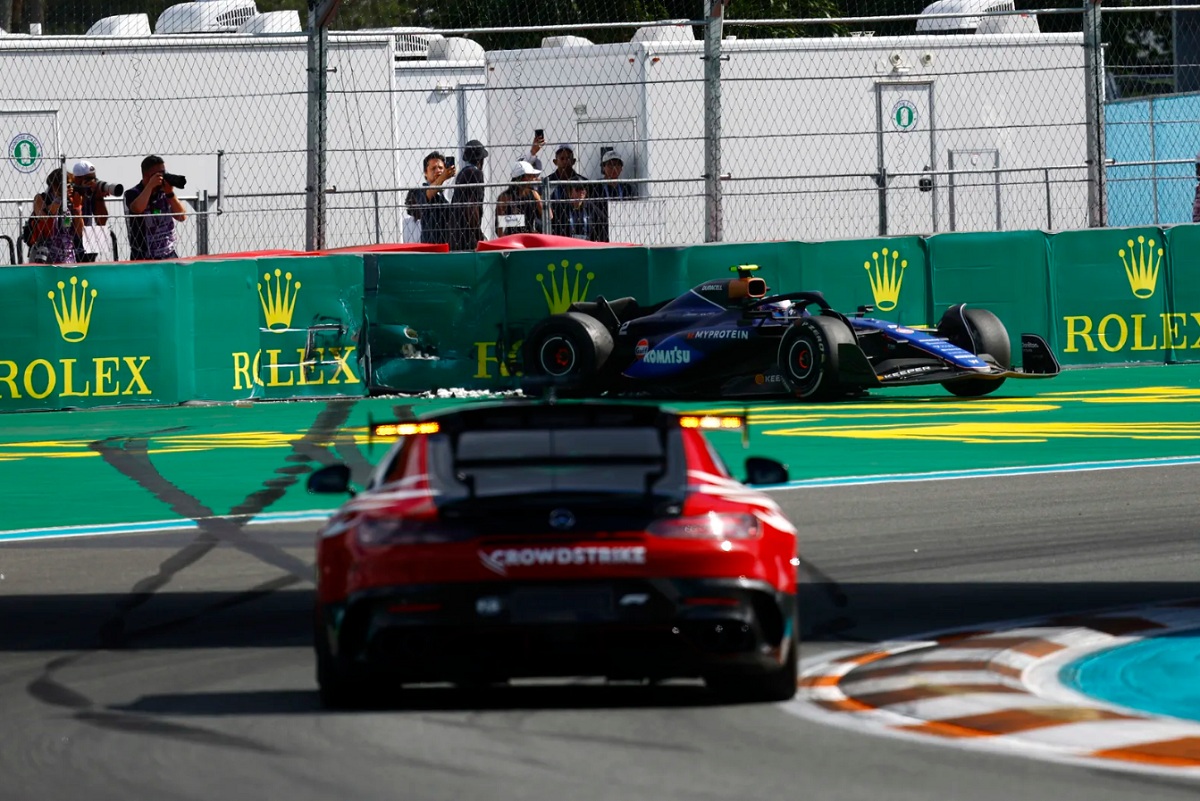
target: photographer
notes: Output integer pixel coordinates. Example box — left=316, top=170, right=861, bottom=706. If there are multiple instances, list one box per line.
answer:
left=70, top=160, right=116, bottom=262
left=124, top=154, right=187, bottom=261
left=28, top=167, right=84, bottom=265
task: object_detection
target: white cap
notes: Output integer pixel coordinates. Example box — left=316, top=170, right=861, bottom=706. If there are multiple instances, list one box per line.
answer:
left=510, top=160, right=540, bottom=179
left=71, top=160, right=96, bottom=177
left=601, top=149, right=623, bottom=164
left=554, top=143, right=575, bottom=155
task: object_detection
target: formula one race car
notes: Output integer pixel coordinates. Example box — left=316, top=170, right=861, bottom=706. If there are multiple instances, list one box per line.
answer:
left=307, top=401, right=798, bottom=708
left=520, top=265, right=1060, bottom=400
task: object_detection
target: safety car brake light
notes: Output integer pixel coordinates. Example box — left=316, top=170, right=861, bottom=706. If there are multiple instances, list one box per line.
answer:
left=679, top=415, right=744, bottom=430
left=372, top=421, right=439, bottom=438
left=647, top=512, right=759, bottom=540
left=356, top=516, right=470, bottom=546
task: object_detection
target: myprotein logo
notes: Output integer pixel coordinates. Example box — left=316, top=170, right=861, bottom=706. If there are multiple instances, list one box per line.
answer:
left=863, top=247, right=906, bottom=312
left=688, top=329, right=748, bottom=340
left=479, top=545, right=647, bottom=576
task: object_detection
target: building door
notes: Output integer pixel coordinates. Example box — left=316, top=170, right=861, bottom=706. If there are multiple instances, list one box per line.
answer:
left=875, top=82, right=936, bottom=236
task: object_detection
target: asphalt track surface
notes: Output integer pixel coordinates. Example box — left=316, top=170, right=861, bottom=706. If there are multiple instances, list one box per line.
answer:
left=1, top=465, right=1197, bottom=800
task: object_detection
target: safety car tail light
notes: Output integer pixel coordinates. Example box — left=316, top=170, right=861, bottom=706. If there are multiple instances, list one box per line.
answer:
left=647, top=512, right=759, bottom=540
left=355, top=516, right=473, bottom=546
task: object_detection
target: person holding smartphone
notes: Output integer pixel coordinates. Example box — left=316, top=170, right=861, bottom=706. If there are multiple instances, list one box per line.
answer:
left=521, top=129, right=547, bottom=172
left=404, top=150, right=455, bottom=246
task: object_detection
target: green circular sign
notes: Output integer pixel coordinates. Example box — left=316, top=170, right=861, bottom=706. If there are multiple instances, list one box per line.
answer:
left=8, top=133, right=42, bottom=173
left=891, top=100, right=918, bottom=131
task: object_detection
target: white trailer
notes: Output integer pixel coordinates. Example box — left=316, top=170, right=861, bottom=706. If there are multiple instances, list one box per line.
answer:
left=484, top=26, right=1088, bottom=244
left=0, top=10, right=487, bottom=257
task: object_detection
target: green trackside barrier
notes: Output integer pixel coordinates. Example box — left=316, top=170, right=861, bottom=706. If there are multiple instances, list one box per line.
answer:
left=1048, top=226, right=1171, bottom=367
left=0, top=261, right=186, bottom=411
left=182, top=258, right=265, bottom=401
left=927, top=230, right=1050, bottom=364
left=363, top=251, right=507, bottom=392
left=1163, top=225, right=1200, bottom=363
left=238, top=254, right=366, bottom=400
left=798, top=236, right=928, bottom=325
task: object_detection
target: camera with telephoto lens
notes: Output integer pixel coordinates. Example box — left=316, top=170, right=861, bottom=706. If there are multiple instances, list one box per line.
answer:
left=95, top=180, right=124, bottom=196
left=163, top=172, right=187, bottom=189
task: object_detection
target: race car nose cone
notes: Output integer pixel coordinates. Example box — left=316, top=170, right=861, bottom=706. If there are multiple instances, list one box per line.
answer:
left=549, top=508, right=577, bottom=530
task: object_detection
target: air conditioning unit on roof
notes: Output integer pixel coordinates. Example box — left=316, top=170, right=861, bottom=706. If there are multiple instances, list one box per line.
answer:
left=428, top=37, right=485, bottom=61
left=541, top=35, right=593, bottom=48
left=916, top=0, right=1015, bottom=34
left=237, top=10, right=300, bottom=34
left=358, top=27, right=438, bottom=58
left=631, top=23, right=695, bottom=44
left=86, top=14, right=153, bottom=37
left=155, top=0, right=258, bottom=35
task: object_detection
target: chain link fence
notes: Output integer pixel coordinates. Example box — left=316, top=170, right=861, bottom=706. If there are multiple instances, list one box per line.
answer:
left=0, top=1, right=1198, bottom=263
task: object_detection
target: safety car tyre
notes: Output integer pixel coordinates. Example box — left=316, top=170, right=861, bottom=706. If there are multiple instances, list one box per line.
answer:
left=937, top=305, right=1011, bottom=398
left=522, top=312, right=614, bottom=397
left=315, top=617, right=374, bottom=710
left=778, top=316, right=854, bottom=400
left=705, top=628, right=799, bottom=704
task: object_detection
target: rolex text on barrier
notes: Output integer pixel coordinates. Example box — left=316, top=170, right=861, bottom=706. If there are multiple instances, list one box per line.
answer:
left=0, top=265, right=178, bottom=411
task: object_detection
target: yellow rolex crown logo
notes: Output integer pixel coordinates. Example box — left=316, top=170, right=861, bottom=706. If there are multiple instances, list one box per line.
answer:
left=863, top=247, right=906, bottom=312
left=47, top=276, right=97, bottom=342
left=1118, top=236, right=1161, bottom=299
left=258, top=268, right=301, bottom=332
left=537, top=260, right=594, bottom=314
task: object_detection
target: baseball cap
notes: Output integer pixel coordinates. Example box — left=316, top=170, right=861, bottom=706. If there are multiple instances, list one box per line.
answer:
left=601, top=150, right=623, bottom=164
left=554, top=143, right=575, bottom=155
left=510, top=160, right=540, bottom=179
left=71, top=160, right=96, bottom=177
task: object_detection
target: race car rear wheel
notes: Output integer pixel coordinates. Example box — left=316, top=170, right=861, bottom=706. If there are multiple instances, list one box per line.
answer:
left=937, top=305, right=1011, bottom=398
left=706, top=628, right=798, bottom=703
left=778, top=316, right=855, bottom=401
left=522, top=312, right=614, bottom=397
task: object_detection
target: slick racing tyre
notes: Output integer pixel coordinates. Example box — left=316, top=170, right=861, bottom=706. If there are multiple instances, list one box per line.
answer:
left=937, top=304, right=1011, bottom=398
left=522, top=311, right=614, bottom=397
left=706, top=628, right=799, bottom=704
left=778, top=316, right=855, bottom=401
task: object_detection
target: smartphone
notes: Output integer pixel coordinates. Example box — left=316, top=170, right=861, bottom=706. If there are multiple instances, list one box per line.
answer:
left=534, top=128, right=545, bottom=139
left=446, top=156, right=456, bottom=168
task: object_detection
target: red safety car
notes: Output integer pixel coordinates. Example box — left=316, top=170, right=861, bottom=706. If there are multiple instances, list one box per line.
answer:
left=307, top=401, right=799, bottom=708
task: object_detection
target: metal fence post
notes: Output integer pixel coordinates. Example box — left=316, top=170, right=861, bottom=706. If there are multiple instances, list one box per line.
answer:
left=306, top=1, right=341, bottom=251
left=703, top=0, right=726, bottom=243
left=196, top=189, right=209, bottom=255
left=1083, top=0, right=1107, bottom=228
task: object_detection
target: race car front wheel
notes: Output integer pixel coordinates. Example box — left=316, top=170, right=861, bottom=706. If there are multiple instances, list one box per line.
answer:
left=778, top=316, right=854, bottom=401
left=522, top=312, right=614, bottom=397
left=937, top=305, right=1011, bottom=398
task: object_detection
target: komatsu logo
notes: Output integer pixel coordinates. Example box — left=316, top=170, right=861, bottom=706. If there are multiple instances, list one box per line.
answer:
left=688, top=329, right=748, bottom=340
left=642, top=348, right=692, bottom=364
left=479, top=546, right=647, bottom=575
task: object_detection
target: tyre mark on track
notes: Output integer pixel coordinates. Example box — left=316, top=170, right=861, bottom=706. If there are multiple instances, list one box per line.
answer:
left=24, top=400, right=358, bottom=751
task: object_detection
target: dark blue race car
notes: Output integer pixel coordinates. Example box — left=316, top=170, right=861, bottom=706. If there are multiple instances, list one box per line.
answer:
left=521, top=265, right=1060, bottom=400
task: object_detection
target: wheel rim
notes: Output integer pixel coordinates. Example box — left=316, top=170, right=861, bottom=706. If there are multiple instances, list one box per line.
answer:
left=788, top=339, right=815, bottom=382
left=539, top=335, right=577, bottom=377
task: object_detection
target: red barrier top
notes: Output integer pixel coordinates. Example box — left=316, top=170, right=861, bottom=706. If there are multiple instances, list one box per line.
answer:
left=476, top=233, right=638, bottom=251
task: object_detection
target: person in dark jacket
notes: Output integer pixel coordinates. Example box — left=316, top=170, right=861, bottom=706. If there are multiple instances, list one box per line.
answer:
left=450, top=139, right=488, bottom=251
